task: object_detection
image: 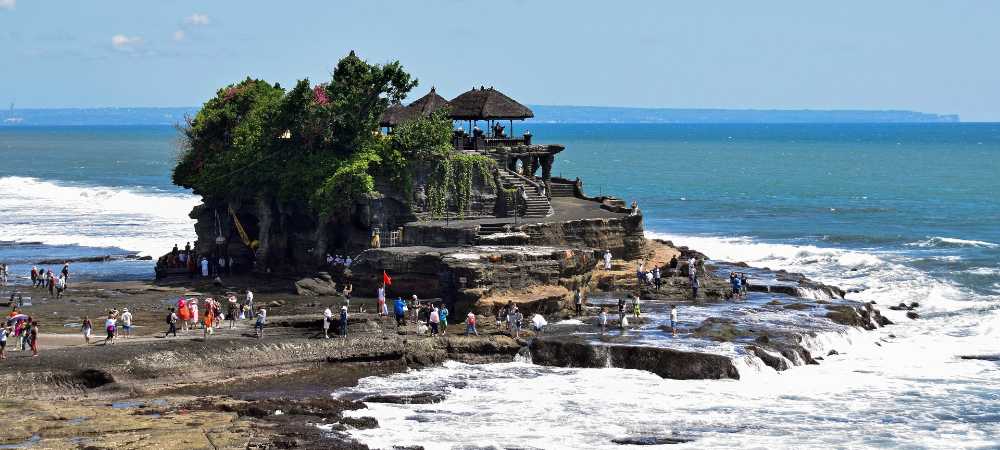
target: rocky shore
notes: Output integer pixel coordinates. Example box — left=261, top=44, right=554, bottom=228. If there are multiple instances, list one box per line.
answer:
left=0, top=235, right=899, bottom=449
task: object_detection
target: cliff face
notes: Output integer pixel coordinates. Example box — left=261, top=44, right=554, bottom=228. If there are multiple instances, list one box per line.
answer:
left=180, top=165, right=498, bottom=275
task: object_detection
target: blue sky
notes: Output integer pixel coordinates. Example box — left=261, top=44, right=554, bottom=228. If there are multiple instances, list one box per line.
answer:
left=2, top=0, right=999, bottom=120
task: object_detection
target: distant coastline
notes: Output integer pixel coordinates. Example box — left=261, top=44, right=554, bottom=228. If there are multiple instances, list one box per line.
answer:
left=0, top=105, right=959, bottom=126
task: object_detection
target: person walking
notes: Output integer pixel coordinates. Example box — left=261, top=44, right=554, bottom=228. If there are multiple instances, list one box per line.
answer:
left=120, top=308, right=133, bottom=339
left=574, top=288, right=584, bottom=316
left=670, top=304, right=678, bottom=337
left=165, top=308, right=178, bottom=338
left=55, top=275, right=66, bottom=299
left=465, top=311, right=478, bottom=336
left=377, top=284, right=387, bottom=318
left=255, top=307, right=267, bottom=339
left=203, top=299, right=216, bottom=339
left=323, top=306, right=333, bottom=339
left=81, top=316, right=93, bottom=344
left=104, top=314, right=117, bottom=345
left=598, top=308, right=608, bottom=334
left=339, top=306, right=349, bottom=338
left=227, top=296, right=238, bottom=329
left=633, top=296, right=641, bottom=319
left=61, top=262, right=70, bottom=287
left=393, top=297, right=406, bottom=327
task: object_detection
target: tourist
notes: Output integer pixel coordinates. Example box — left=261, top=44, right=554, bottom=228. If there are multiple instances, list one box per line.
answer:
left=465, top=311, right=478, bottom=336
left=670, top=304, right=678, bottom=337
left=574, top=287, right=584, bottom=316
left=687, top=257, right=697, bottom=281
left=120, top=308, right=132, bottom=339
left=511, top=307, right=523, bottom=338
left=429, top=305, right=440, bottom=335
left=203, top=298, right=216, bottom=338
left=377, top=283, right=387, bottom=317
left=29, top=321, right=38, bottom=357
left=409, top=295, right=419, bottom=323
left=323, top=305, right=333, bottom=338
left=200, top=257, right=209, bottom=277
left=55, top=275, right=66, bottom=299
left=104, top=314, right=116, bottom=345
left=617, top=297, right=626, bottom=324
left=61, top=262, right=70, bottom=287
left=598, top=307, right=608, bottom=334
left=165, top=308, right=178, bottom=338
left=343, top=282, right=353, bottom=310
left=339, top=306, right=349, bottom=338
left=531, top=313, right=547, bottom=335
left=177, top=298, right=190, bottom=332
left=344, top=255, right=352, bottom=267
left=691, top=276, right=700, bottom=299
left=0, top=325, right=7, bottom=360
left=81, top=316, right=92, bottom=344
left=326, top=253, right=334, bottom=267
left=603, top=250, right=612, bottom=270
left=394, top=297, right=406, bottom=327
left=629, top=200, right=639, bottom=216
left=439, top=303, right=449, bottom=334
left=633, top=296, right=641, bottom=318
left=47, top=269, right=55, bottom=296
left=255, top=307, right=267, bottom=339
left=731, top=272, right=742, bottom=300
left=245, top=289, right=255, bottom=315
left=504, top=302, right=515, bottom=332
left=19, top=319, right=31, bottom=352
left=740, top=273, right=749, bottom=297
left=668, top=255, right=679, bottom=276
left=636, top=261, right=646, bottom=286
left=188, top=298, right=200, bottom=330
left=227, top=295, right=238, bottom=329
left=30, top=265, right=38, bottom=287
left=652, top=266, right=661, bottom=291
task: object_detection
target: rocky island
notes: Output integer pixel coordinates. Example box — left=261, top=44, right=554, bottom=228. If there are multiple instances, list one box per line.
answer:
left=1, top=52, right=897, bottom=449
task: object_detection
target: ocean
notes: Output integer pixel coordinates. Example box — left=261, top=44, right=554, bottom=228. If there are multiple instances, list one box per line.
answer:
left=2, top=123, right=999, bottom=448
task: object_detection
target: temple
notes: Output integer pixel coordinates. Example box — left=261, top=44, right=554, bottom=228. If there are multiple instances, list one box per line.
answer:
left=161, top=84, right=645, bottom=318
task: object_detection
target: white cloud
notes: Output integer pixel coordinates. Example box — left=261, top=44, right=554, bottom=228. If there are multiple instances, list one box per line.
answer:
left=173, top=30, right=186, bottom=41
left=111, top=34, right=143, bottom=51
left=0, top=0, right=16, bottom=11
left=184, top=13, right=210, bottom=26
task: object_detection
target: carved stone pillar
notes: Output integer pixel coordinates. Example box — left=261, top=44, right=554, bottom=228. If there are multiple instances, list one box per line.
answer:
left=541, top=154, right=554, bottom=182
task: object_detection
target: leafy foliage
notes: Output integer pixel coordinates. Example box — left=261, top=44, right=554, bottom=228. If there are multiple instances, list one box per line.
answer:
left=173, top=51, right=417, bottom=216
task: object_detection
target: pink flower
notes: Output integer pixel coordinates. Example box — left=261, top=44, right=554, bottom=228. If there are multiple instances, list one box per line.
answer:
left=313, top=85, right=329, bottom=105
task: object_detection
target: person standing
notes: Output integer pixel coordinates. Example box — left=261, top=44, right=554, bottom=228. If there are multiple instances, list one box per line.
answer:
left=29, top=321, right=39, bottom=357
left=47, top=270, right=55, bottom=296
left=61, top=262, right=70, bottom=287
left=245, top=289, right=255, bottom=316
left=603, top=250, right=612, bottom=270
left=691, top=276, right=700, bottom=300
left=428, top=305, right=440, bottom=335
left=574, top=288, right=584, bottom=316
left=670, top=304, right=678, bottom=337
left=227, top=295, right=238, bottom=329
left=438, top=303, right=449, bottom=335
left=120, top=309, right=132, bottom=339
left=188, top=298, right=200, bottom=330
left=165, top=308, right=178, bottom=338
left=617, top=297, right=626, bottom=325
left=339, top=306, right=349, bottom=338
left=343, top=282, right=353, bottom=310
left=30, top=266, right=38, bottom=288
left=377, top=284, right=387, bottom=317
left=200, top=257, right=209, bottom=277
left=653, top=266, right=661, bottom=291
left=633, top=296, right=641, bottom=318
left=598, top=308, right=608, bottom=334
left=511, top=307, right=523, bottom=338
left=409, top=295, right=420, bottom=323
left=203, top=299, right=216, bottom=339
left=0, top=325, right=7, bottom=360
left=323, top=306, right=333, bottom=339
left=465, top=311, right=478, bottom=336
left=55, top=275, right=66, bottom=299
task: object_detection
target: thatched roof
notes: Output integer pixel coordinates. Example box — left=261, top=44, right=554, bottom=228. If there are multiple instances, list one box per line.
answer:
left=407, top=87, right=451, bottom=117
left=448, top=86, right=534, bottom=120
left=379, top=103, right=409, bottom=127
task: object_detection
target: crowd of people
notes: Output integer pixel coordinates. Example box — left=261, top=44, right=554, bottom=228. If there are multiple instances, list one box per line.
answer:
left=27, top=263, right=70, bottom=298
left=729, top=272, right=750, bottom=299
left=2, top=310, right=39, bottom=358
left=164, top=289, right=264, bottom=339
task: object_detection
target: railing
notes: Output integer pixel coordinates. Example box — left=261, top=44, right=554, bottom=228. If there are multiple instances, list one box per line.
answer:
left=452, top=135, right=531, bottom=151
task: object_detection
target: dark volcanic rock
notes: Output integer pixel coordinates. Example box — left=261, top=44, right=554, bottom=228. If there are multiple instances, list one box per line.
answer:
left=612, top=436, right=694, bottom=445
left=747, top=345, right=790, bottom=371
left=363, top=393, right=445, bottom=404
left=906, top=311, right=920, bottom=320
left=341, top=416, right=379, bottom=429
left=530, top=336, right=740, bottom=380
left=295, top=276, right=340, bottom=296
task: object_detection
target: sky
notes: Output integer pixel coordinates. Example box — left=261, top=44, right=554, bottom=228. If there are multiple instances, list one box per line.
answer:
left=2, top=1, right=999, bottom=121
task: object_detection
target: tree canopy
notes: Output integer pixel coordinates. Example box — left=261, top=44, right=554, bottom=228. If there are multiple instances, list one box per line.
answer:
left=173, top=51, right=418, bottom=216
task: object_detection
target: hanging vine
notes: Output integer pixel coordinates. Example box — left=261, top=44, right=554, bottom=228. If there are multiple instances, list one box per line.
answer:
left=425, top=153, right=496, bottom=219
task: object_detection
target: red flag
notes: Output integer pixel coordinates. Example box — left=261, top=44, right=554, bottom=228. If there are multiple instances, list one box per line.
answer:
left=383, top=270, right=392, bottom=286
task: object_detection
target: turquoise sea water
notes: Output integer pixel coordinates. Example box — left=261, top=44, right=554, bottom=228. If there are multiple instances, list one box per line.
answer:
left=1, top=123, right=999, bottom=448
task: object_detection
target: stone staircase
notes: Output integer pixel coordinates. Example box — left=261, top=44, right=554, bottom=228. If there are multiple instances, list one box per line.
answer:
left=549, top=183, right=576, bottom=198
left=498, top=168, right=552, bottom=218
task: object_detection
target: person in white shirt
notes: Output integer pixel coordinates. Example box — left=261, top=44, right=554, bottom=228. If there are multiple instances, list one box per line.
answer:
left=323, top=306, right=333, bottom=339
left=603, top=250, right=613, bottom=270
left=670, top=304, right=678, bottom=337
left=121, top=308, right=133, bottom=338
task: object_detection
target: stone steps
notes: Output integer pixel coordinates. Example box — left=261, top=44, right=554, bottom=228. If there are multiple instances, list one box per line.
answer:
left=497, top=168, right=552, bottom=218
left=549, top=183, right=575, bottom=198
